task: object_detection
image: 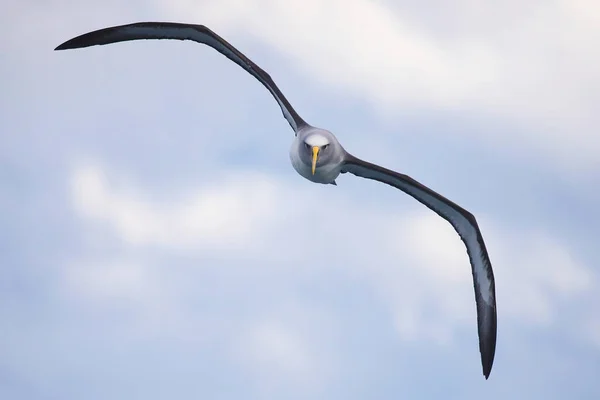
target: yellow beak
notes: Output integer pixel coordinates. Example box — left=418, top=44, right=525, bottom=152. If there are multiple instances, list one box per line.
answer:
left=311, top=146, right=320, bottom=175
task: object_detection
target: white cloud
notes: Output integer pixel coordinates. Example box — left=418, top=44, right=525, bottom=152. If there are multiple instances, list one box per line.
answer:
left=489, top=228, right=595, bottom=326
left=65, top=259, right=151, bottom=301
left=162, top=0, right=499, bottom=108
left=238, top=321, right=312, bottom=375
left=228, top=302, right=338, bottom=396
left=70, top=163, right=281, bottom=253
left=160, top=0, right=600, bottom=171
left=62, top=256, right=190, bottom=334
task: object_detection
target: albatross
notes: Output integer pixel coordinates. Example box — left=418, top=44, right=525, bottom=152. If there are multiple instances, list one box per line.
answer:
left=55, top=21, right=497, bottom=379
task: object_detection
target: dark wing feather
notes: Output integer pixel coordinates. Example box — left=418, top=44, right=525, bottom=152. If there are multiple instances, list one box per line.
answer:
left=55, top=22, right=308, bottom=133
left=342, top=153, right=497, bottom=379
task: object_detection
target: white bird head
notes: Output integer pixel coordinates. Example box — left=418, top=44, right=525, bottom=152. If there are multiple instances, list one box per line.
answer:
left=302, top=131, right=340, bottom=175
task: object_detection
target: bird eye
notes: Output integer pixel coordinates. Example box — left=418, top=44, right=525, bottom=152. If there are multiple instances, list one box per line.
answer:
left=323, top=144, right=329, bottom=150
left=304, top=142, right=311, bottom=149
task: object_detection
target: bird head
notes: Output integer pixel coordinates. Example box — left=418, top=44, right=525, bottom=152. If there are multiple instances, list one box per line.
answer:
left=303, top=133, right=334, bottom=175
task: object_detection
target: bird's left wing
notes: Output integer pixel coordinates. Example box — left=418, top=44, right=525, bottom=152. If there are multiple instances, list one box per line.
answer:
left=55, top=22, right=309, bottom=133
left=341, top=153, right=497, bottom=379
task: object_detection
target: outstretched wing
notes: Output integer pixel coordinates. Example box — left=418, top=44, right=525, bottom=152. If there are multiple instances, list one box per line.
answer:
left=55, top=22, right=309, bottom=133
left=342, top=153, right=497, bottom=379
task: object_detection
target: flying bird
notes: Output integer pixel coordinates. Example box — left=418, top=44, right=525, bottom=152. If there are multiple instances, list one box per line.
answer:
left=55, top=21, right=497, bottom=379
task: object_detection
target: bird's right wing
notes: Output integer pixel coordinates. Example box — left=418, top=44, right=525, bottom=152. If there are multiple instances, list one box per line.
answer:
left=341, top=153, right=497, bottom=379
left=55, top=22, right=309, bottom=134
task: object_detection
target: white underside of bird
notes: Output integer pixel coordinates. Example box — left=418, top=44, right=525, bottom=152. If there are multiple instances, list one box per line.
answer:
left=55, top=21, right=498, bottom=379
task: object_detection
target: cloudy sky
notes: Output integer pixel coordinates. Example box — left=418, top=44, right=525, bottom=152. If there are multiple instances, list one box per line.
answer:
left=2, top=0, right=600, bottom=398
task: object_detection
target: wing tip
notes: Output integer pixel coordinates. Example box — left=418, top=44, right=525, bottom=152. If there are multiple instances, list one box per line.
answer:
left=478, top=303, right=497, bottom=380
left=54, top=24, right=126, bottom=51
left=480, top=326, right=497, bottom=380
left=482, top=362, right=492, bottom=380
left=54, top=42, right=69, bottom=51
left=54, top=36, right=91, bottom=51
left=482, top=353, right=495, bottom=380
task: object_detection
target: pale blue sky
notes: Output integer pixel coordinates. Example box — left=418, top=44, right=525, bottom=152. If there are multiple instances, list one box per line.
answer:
left=2, top=1, right=600, bottom=399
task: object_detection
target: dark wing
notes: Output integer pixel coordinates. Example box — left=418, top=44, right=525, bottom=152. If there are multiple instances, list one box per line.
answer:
left=342, top=153, right=497, bottom=379
left=55, top=22, right=309, bottom=133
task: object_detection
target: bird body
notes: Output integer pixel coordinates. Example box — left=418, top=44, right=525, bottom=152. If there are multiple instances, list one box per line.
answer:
left=55, top=21, right=498, bottom=379
left=290, top=127, right=344, bottom=185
